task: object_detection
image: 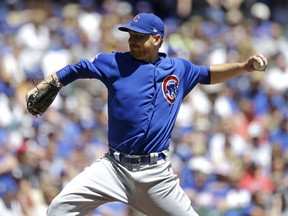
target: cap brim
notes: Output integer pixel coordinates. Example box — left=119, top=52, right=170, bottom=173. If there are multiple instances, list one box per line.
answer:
left=118, top=26, right=150, bottom=34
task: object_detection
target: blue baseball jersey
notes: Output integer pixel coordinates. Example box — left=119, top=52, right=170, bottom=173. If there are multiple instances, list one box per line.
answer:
left=56, top=52, right=210, bottom=154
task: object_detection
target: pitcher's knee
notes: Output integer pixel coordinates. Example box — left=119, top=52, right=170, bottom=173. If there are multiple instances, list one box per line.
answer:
left=46, top=194, right=94, bottom=216
left=46, top=195, right=66, bottom=216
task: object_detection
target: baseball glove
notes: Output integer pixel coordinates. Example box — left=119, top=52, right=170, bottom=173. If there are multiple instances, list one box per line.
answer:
left=27, top=77, right=62, bottom=116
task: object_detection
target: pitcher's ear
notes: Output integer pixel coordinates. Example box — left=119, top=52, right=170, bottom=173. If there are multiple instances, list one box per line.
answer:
left=153, top=34, right=163, bottom=46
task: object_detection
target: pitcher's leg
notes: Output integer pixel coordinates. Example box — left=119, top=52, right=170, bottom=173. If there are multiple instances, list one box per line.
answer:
left=132, top=160, right=199, bottom=216
left=47, top=157, right=128, bottom=216
left=145, top=178, right=198, bottom=216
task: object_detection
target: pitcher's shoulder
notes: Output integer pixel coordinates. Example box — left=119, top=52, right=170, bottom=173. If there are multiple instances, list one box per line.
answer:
left=90, top=51, right=128, bottom=61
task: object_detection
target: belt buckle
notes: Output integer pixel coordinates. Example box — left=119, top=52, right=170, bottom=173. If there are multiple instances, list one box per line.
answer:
left=127, top=155, right=141, bottom=171
left=128, top=155, right=141, bottom=164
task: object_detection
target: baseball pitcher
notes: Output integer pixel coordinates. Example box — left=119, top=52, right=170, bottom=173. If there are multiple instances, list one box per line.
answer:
left=26, top=13, right=268, bottom=216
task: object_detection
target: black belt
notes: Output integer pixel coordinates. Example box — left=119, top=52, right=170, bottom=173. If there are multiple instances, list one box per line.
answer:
left=108, top=148, right=167, bottom=165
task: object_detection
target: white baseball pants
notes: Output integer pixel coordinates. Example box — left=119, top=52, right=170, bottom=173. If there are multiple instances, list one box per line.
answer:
left=46, top=154, right=199, bottom=216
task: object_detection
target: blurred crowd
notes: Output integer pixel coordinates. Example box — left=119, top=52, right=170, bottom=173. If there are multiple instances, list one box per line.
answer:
left=0, top=0, right=288, bottom=215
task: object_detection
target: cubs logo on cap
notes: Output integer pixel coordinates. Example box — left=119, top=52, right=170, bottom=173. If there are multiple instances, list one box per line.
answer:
left=162, top=75, right=179, bottom=104
left=118, top=13, right=165, bottom=37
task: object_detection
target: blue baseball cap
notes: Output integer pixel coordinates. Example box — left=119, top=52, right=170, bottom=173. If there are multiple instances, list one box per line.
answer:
left=118, top=13, right=164, bottom=38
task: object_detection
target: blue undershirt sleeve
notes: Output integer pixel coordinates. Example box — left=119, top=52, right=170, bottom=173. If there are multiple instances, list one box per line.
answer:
left=56, top=59, right=103, bottom=86
left=200, top=66, right=211, bottom=84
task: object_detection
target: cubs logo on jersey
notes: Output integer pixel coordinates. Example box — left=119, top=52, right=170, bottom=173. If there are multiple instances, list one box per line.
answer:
left=162, top=75, right=179, bottom=104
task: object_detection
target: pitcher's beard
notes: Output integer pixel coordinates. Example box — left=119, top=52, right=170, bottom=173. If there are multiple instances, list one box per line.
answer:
left=130, top=51, right=141, bottom=60
left=129, top=47, right=148, bottom=61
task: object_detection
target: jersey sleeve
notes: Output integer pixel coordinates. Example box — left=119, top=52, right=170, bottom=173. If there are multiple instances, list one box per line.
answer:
left=56, top=53, right=113, bottom=86
left=180, top=58, right=211, bottom=96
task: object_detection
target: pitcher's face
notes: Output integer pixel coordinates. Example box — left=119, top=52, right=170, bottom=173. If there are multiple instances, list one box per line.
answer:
left=128, top=31, right=160, bottom=63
